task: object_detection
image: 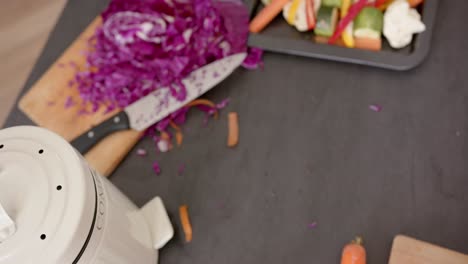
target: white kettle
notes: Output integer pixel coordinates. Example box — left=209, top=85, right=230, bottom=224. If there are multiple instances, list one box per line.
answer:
left=0, top=126, right=174, bottom=263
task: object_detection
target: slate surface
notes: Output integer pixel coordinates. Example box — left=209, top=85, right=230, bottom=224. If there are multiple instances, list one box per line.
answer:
left=4, top=0, right=468, bottom=263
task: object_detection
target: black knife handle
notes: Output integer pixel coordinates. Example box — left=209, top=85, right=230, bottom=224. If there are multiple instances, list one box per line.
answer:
left=71, top=111, right=131, bottom=154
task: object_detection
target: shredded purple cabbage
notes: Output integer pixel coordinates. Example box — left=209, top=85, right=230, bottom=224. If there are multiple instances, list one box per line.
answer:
left=152, top=160, right=161, bottom=175
left=75, top=0, right=259, bottom=113
left=242, top=47, right=264, bottom=69
left=64, top=96, right=76, bottom=108
left=136, top=148, right=147, bottom=156
left=72, top=0, right=263, bottom=172
left=369, top=104, right=382, bottom=112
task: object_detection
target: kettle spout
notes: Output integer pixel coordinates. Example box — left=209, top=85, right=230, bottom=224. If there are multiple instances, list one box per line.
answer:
left=140, top=197, right=174, bottom=250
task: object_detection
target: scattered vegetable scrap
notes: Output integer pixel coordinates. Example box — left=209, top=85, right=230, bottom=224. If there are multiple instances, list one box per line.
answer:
left=157, top=139, right=170, bottom=153
left=177, top=164, right=185, bottom=176
left=252, top=0, right=425, bottom=50
left=170, top=121, right=184, bottom=146
left=341, top=236, right=366, bottom=264
left=242, top=48, right=264, bottom=70
left=368, top=104, right=382, bottom=112
left=64, top=96, right=76, bottom=108
left=136, top=148, right=147, bottom=156
left=227, top=112, right=239, bottom=147
left=152, top=161, right=161, bottom=175
left=179, top=205, right=193, bottom=242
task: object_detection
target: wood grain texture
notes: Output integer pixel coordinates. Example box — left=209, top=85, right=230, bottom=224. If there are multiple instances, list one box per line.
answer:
left=18, top=17, right=142, bottom=177
left=0, top=0, right=66, bottom=125
left=389, top=235, right=468, bottom=264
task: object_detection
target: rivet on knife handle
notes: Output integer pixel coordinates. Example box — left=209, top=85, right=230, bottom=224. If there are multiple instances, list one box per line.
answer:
left=71, top=111, right=130, bottom=154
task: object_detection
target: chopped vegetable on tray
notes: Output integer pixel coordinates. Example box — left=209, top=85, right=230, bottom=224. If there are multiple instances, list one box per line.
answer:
left=383, top=0, right=425, bottom=48
left=252, top=0, right=426, bottom=51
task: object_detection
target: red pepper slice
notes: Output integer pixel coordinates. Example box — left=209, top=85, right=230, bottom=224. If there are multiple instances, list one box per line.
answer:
left=375, top=0, right=388, bottom=7
left=305, top=0, right=316, bottom=30
left=328, top=0, right=367, bottom=44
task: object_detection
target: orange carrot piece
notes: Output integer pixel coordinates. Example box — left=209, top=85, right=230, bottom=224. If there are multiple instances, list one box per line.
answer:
left=341, top=237, right=366, bottom=264
left=408, top=0, right=423, bottom=7
left=186, top=99, right=216, bottom=108
left=354, top=37, right=382, bottom=51
left=377, top=0, right=394, bottom=11
left=186, top=99, right=219, bottom=119
left=227, top=112, right=239, bottom=147
left=175, top=132, right=183, bottom=146
left=170, top=121, right=184, bottom=146
left=160, top=131, right=170, bottom=141
left=314, top=35, right=346, bottom=47
left=249, top=0, right=290, bottom=33
left=179, top=205, right=193, bottom=243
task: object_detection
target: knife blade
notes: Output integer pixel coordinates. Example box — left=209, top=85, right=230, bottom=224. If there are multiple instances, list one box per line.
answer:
left=71, top=52, right=247, bottom=153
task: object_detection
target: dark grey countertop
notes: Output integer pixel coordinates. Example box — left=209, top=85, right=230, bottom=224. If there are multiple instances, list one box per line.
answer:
left=4, top=0, right=468, bottom=263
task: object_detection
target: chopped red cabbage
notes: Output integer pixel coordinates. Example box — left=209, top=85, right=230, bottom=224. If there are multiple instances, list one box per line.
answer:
left=152, top=160, right=161, bottom=175
left=369, top=104, right=382, bottom=112
left=64, top=96, right=76, bottom=108
left=242, top=47, right=263, bottom=70
left=136, top=148, right=147, bottom=156
left=73, top=0, right=262, bottom=170
left=76, top=0, right=257, bottom=113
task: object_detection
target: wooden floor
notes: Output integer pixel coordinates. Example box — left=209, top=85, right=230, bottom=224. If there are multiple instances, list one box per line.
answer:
left=0, top=0, right=66, bottom=126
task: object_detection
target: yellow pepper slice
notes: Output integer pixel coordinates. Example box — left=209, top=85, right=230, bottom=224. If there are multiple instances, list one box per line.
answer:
left=287, top=0, right=303, bottom=25
left=342, top=23, right=355, bottom=47
left=340, top=0, right=355, bottom=48
left=341, top=0, right=352, bottom=18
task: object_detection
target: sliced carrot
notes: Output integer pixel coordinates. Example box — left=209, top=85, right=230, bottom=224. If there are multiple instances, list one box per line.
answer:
left=377, top=0, right=394, bottom=11
left=407, top=0, right=423, bottom=7
left=179, top=205, right=193, bottom=243
left=186, top=99, right=219, bottom=119
left=341, top=237, right=366, bottom=264
left=249, top=0, right=290, bottom=33
left=227, top=112, right=239, bottom=147
left=186, top=99, right=216, bottom=108
left=175, top=132, right=183, bottom=146
left=354, top=37, right=382, bottom=51
left=170, top=121, right=184, bottom=146
left=160, top=131, right=170, bottom=141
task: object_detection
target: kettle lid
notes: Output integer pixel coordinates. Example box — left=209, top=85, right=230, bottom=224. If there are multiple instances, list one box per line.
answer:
left=0, top=126, right=96, bottom=263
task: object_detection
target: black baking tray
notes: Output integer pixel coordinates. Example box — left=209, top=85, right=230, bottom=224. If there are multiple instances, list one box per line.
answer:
left=246, top=0, right=438, bottom=70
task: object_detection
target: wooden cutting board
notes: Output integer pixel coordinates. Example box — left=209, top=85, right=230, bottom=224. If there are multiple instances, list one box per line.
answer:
left=389, top=235, right=468, bottom=264
left=18, top=17, right=142, bottom=177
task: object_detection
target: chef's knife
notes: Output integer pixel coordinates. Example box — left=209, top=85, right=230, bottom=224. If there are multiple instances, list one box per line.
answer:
left=71, top=52, right=247, bottom=154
